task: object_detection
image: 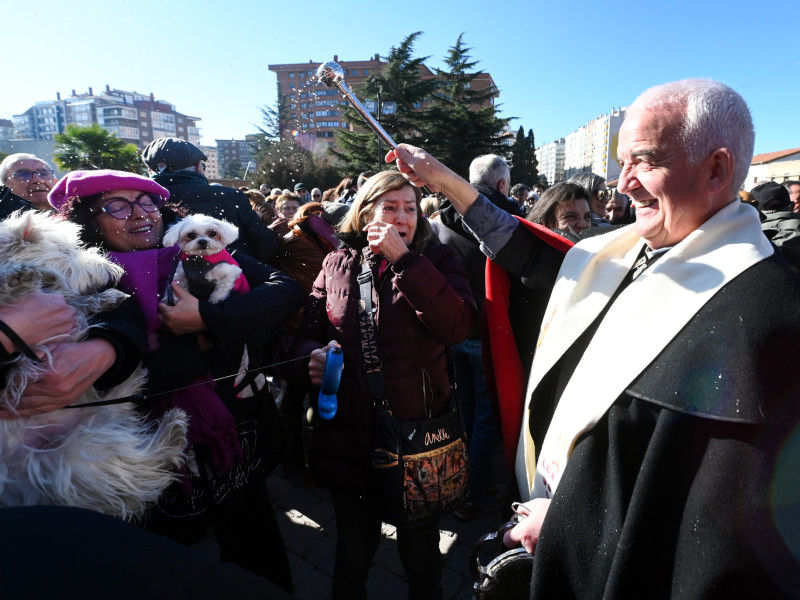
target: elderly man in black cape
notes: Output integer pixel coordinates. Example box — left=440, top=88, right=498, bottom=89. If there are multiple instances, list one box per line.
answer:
left=386, top=79, right=800, bottom=597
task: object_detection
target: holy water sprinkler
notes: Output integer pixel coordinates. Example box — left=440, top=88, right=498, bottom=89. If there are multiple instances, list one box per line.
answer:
left=318, top=346, right=343, bottom=420
left=316, top=60, right=398, bottom=151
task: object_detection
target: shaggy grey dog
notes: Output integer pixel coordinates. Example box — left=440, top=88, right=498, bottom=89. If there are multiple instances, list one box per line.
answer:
left=0, top=210, right=188, bottom=520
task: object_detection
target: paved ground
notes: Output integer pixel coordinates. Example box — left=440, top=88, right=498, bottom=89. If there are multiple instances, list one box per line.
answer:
left=268, top=449, right=512, bottom=600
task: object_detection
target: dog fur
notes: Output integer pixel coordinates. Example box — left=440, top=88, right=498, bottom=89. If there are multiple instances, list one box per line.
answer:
left=0, top=210, right=188, bottom=520
left=163, top=214, right=243, bottom=304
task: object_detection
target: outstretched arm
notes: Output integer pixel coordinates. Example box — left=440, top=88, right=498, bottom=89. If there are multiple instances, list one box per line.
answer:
left=386, top=145, right=480, bottom=215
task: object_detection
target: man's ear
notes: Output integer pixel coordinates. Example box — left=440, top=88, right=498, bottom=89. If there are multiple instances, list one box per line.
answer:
left=706, top=148, right=735, bottom=195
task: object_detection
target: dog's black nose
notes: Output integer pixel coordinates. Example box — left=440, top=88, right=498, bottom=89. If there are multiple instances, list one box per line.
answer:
left=197, top=239, right=208, bottom=247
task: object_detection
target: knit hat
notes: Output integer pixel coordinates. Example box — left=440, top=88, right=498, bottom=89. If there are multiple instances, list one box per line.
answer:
left=141, top=137, right=207, bottom=172
left=750, top=182, right=791, bottom=212
left=49, top=170, right=170, bottom=212
left=294, top=182, right=308, bottom=193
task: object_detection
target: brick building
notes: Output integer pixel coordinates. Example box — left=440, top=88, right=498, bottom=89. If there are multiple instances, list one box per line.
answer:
left=268, top=55, right=497, bottom=153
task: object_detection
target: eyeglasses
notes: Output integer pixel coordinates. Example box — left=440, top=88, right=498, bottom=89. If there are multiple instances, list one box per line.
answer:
left=596, top=190, right=611, bottom=201
left=10, top=169, right=54, bottom=182
left=94, top=195, right=163, bottom=219
left=312, top=193, right=322, bottom=198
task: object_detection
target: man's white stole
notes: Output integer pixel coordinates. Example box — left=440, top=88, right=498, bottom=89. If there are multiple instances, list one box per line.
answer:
left=516, top=201, right=774, bottom=501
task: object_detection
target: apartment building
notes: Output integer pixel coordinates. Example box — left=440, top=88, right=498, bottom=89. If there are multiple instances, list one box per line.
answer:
left=535, top=138, right=566, bottom=185
left=12, top=86, right=201, bottom=150
left=268, top=55, right=497, bottom=152
left=541, top=108, right=627, bottom=184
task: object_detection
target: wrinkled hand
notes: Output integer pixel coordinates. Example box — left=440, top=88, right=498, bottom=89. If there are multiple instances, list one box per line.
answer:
left=502, top=498, right=551, bottom=554
left=385, top=144, right=455, bottom=193
left=158, top=283, right=207, bottom=336
left=0, top=339, right=116, bottom=419
left=0, top=291, right=77, bottom=354
left=309, top=340, right=340, bottom=387
left=364, top=221, right=410, bottom=263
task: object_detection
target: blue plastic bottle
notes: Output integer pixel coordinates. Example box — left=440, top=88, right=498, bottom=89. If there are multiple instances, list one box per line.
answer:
left=318, top=347, right=343, bottom=420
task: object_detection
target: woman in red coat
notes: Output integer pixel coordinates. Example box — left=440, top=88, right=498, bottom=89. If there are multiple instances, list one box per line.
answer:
left=292, top=171, right=477, bottom=600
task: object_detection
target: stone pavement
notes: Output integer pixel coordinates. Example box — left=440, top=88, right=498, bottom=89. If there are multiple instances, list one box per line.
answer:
left=267, top=449, right=512, bottom=600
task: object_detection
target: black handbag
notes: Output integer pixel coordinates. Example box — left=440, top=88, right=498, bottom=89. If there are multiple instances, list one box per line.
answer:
left=357, top=262, right=469, bottom=527
left=470, top=518, right=534, bottom=599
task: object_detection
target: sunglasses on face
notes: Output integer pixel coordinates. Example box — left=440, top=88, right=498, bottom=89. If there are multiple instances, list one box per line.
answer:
left=596, top=190, right=612, bottom=201
left=94, top=195, right=163, bottom=220
left=11, top=169, right=54, bottom=182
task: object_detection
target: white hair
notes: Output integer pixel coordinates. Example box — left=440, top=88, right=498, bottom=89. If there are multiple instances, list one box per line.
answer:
left=630, top=79, right=754, bottom=192
left=0, top=153, right=54, bottom=183
left=469, top=154, right=510, bottom=190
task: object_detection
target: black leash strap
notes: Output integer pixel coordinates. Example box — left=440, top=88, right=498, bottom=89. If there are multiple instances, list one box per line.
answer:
left=62, top=353, right=313, bottom=409
left=357, top=261, right=385, bottom=402
left=0, top=318, right=42, bottom=363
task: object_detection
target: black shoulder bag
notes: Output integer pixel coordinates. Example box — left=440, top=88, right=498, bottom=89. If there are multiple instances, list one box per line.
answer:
left=357, top=261, right=469, bottom=527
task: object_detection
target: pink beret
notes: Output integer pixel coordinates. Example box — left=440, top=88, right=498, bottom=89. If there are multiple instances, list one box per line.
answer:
left=49, top=170, right=170, bottom=212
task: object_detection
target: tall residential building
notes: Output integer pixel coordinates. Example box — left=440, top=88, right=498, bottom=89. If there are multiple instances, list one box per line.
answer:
left=268, top=55, right=497, bottom=153
left=216, top=135, right=258, bottom=175
left=12, top=85, right=201, bottom=150
left=199, top=145, right=220, bottom=180
left=535, top=138, right=566, bottom=185
left=561, top=108, right=626, bottom=182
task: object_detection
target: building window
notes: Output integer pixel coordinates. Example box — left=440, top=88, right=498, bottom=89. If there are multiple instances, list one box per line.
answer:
left=289, top=72, right=295, bottom=78
left=290, top=83, right=295, bottom=89
left=351, top=69, right=359, bottom=76
left=363, top=69, right=369, bottom=75
left=290, top=93, right=296, bottom=100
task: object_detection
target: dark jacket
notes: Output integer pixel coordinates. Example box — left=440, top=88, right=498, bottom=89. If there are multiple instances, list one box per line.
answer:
left=761, top=210, right=800, bottom=271
left=0, top=186, right=33, bottom=220
left=291, top=239, right=477, bottom=491
left=437, top=185, right=521, bottom=340
left=153, top=170, right=279, bottom=265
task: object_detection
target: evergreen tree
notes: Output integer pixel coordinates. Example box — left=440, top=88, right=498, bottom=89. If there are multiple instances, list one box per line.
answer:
left=331, top=32, right=438, bottom=173
left=53, top=123, right=142, bottom=172
left=423, top=34, right=510, bottom=179
left=250, top=94, right=290, bottom=164
left=255, top=140, right=340, bottom=191
left=510, top=126, right=540, bottom=185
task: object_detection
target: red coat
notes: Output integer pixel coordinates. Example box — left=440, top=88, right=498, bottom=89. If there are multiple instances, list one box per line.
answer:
left=292, top=240, right=477, bottom=491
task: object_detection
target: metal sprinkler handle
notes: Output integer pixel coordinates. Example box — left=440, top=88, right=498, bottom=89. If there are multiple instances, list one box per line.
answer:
left=316, top=60, right=398, bottom=150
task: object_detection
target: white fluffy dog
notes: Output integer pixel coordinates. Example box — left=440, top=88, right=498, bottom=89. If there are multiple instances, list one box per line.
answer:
left=163, top=214, right=264, bottom=397
left=0, top=210, right=188, bottom=521
left=163, top=214, right=244, bottom=304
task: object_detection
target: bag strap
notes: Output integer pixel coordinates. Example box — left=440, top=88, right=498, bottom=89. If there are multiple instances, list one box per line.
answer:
left=357, top=260, right=385, bottom=403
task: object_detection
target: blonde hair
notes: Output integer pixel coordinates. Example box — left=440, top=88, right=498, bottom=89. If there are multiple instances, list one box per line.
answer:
left=339, top=170, right=432, bottom=251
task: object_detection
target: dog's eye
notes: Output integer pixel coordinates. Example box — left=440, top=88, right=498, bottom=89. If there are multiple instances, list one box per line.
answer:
left=186, top=232, right=196, bottom=240
left=208, top=230, right=217, bottom=238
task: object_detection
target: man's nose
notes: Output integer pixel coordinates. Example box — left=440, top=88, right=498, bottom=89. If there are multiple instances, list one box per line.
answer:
left=617, top=170, right=637, bottom=194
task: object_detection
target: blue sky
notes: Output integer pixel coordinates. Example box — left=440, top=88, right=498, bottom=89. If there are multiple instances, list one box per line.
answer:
left=3, top=0, right=798, bottom=156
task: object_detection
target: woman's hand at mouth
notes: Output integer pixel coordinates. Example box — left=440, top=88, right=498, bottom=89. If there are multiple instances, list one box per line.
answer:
left=364, top=221, right=410, bottom=263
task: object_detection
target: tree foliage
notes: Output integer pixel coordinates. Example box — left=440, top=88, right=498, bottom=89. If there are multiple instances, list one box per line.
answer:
left=254, top=140, right=341, bottom=191
left=509, top=127, right=539, bottom=186
left=53, top=123, right=142, bottom=172
left=250, top=95, right=290, bottom=164
left=422, top=34, right=510, bottom=179
left=331, top=32, right=438, bottom=174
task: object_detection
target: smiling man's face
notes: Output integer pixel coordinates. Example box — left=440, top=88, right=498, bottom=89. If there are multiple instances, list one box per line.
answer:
left=616, top=104, right=717, bottom=249
left=4, top=158, right=57, bottom=210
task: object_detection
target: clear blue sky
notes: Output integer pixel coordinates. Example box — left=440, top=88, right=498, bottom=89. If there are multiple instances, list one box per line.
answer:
left=3, top=0, right=798, bottom=156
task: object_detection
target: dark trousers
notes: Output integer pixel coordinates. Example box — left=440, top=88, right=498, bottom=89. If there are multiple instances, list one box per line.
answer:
left=330, top=490, right=443, bottom=600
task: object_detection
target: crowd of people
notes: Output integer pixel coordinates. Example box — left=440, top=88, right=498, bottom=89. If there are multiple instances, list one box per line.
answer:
left=1, top=77, right=799, bottom=599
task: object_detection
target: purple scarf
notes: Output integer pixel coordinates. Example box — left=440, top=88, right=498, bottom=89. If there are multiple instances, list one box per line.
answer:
left=107, top=247, right=242, bottom=477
